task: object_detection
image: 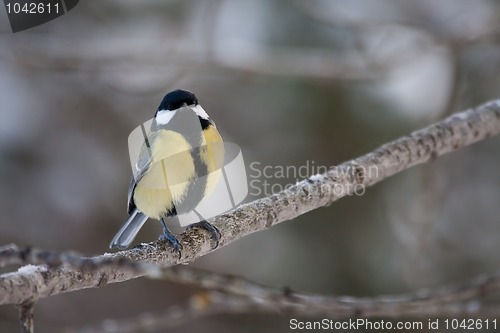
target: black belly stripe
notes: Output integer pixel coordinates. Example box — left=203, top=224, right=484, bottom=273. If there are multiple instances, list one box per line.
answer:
left=152, top=111, right=211, bottom=217
left=167, top=145, right=208, bottom=215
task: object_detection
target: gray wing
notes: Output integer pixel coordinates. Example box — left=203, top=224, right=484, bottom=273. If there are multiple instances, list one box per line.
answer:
left=127, top=132, right=158, bottom=214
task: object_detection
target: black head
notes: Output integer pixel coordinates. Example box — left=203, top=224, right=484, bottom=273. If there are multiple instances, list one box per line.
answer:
left=157, top=89, right=198, bottom=113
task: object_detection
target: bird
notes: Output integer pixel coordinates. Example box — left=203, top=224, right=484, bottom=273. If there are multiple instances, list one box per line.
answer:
left=109, top=89, right=224, bottom=254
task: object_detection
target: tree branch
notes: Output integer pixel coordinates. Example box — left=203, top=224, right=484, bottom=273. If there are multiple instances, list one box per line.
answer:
left=3, top=245, right=500, bottom=319
left=70, top=268, right=500, bottom=333
left=18, top=302, right=35, bottom=333
left=1, top=99, right=499, bottom=306
left=154, top=267, right=500, bottom=318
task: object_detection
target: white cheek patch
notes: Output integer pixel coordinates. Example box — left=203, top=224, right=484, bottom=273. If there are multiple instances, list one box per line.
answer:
left=191, top=105, right=209, bottom=120
left=155, top=110, right=176, bottom=125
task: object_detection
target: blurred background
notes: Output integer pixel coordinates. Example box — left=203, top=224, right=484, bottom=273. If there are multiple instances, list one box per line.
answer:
left=1, top=0, right=500, bottom=331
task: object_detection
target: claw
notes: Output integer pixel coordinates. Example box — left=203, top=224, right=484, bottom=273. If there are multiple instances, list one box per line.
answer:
left=159, top=232, right=182, bottom=255
left=159, top=218, right=182, bottom=258
left=186, top=220, right=221, bottom=249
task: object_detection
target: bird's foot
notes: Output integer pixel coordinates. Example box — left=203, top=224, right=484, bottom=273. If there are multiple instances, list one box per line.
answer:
left=159, top=231, right=182, bottom=258
left=186, top=220, right=221, bottom=249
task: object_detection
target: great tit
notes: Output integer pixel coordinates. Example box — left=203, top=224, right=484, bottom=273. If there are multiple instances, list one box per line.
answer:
left=109, top=89, right=224, bottom=253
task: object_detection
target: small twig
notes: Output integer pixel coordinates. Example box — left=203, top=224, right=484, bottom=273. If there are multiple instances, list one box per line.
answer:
left=0, top=244, right=148, bottom=271
left=0, top=244, right=85, bottom=268
left=18, top=302, right=35, bottom=333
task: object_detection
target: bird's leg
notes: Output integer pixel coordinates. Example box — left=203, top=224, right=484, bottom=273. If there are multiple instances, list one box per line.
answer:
left=159, top=218, right=182, bottom=255
left=186, top=220, right=221, bottom=249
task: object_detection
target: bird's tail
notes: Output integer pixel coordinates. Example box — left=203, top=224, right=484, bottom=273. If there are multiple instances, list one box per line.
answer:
left=109, top=209, right=149, bottom=249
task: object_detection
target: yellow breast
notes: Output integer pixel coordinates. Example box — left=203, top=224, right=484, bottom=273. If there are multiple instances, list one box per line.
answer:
left=133, top=124, right=224, bottom=220
left=134, top=130, right=195, bottom=219
left=200, top=124, right=224, bottom=197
